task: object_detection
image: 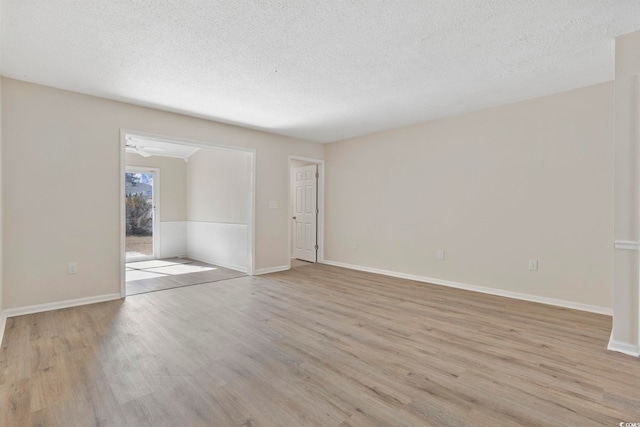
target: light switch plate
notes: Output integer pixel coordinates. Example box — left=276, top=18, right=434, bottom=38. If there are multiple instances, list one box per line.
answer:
left=68, top=262, right=78, bottom=274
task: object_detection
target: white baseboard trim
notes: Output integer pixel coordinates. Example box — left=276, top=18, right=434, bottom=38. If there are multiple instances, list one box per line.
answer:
left=2, top=293, right=122, bottom=320
left=322, top=260, right=613, bottom=316
left=614, top=240, right=640, bottom=250
left=608, top=338, right=640, bottom=357
left=187, top=255, right=247, bottom=274
left=254, top=265, right=289, bottom=275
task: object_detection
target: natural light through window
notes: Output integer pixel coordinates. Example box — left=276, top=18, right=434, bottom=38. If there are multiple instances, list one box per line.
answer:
left=125, top=260, right=217, bottom=281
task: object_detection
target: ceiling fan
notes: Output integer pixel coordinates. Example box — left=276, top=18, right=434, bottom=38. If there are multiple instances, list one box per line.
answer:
left=125, top=137, right=165, bottom=158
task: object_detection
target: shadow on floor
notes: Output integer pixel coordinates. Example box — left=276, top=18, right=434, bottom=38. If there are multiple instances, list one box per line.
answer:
left=290, top=258, right=316, bottom=268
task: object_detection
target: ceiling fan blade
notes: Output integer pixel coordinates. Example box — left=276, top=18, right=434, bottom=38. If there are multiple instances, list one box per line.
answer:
left=138, top=146, right=165, bottom=152
left=125, top=145, right=152, bottom=157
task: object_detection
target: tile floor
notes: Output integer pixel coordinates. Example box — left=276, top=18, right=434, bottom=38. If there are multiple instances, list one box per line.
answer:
left=125, top=257, right=246, bottom=296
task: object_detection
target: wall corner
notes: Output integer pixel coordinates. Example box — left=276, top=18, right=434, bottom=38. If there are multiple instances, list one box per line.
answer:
left=611, top=30, right=640, bottom=355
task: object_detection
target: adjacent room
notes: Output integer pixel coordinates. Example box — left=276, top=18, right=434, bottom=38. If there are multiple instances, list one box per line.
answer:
left=123, top=134, right=251, bottom=295
left=1, top=1, right=640, bottom=426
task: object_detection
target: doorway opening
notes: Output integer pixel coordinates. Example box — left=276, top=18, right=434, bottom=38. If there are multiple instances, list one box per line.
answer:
left=288, top=156, right=325, bottom=269
left=120, top=130, right=256, bottom=297
left=125, top=167, right=159, bottom=261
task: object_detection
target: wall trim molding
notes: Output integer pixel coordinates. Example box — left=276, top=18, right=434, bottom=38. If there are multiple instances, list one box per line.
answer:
left=254, top=265, right=289, bottom=275
left=608, top=338, right=640, bottom=357
left=614, top=240, right=640, bottom=250
left=187, top=255, right=247, bottom=274
left=159, top=221, right=188, bottom=259
left=2, top=293, right=122, bottom=320
left=187, top=220, right=247, bottom=226
left=322, top=260, right=613, bottom=316
left=186, top=222, right=249, bottom=275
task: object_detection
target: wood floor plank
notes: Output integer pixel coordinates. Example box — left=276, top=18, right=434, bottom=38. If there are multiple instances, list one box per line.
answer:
left=1, top=263, right=639, bottom=426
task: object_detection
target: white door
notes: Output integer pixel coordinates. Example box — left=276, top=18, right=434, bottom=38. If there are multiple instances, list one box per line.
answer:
left=293, top=164, right=317, bottom=262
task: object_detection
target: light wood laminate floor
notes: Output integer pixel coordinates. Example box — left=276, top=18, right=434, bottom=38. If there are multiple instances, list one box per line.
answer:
left=1, top=263, right=639, bottom=426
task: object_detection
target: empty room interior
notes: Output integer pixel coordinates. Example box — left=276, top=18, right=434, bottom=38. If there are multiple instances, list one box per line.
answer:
left=1, top=2, right=640, bottom=426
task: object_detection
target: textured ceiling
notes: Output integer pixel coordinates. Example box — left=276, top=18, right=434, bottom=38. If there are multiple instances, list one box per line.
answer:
left=1, top=1, right=639, bottom=143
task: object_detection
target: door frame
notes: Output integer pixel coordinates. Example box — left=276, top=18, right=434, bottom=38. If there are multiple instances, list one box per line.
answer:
left=288, top=155, right=325, bottom=269
left=125, top=166, right=161, bottom=262
left=120, top=129, right=257, bottom=298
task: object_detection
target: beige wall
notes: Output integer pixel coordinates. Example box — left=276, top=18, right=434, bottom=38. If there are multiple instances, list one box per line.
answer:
left=187, top=148, right=250, bottom=223
left=612, top=31, right=640, bottom=352
left=0, top=74, right=619, bottom=319
left=126, top=152, right=187, bottom=222
left=1, top=78, right=324, bottom=309
left=0, top=76, right=3, bottom=313
left=325, top=82, right=614, bottom=310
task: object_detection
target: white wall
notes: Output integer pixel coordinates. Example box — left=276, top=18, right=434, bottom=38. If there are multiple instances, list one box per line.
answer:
left=187, top=222, right=247, bottom=272
left=325, top=82, right=614, bottom=312
left=611, top=31, right=640, bottom=355
left=187, top=148, right=249, bottom=223
left=126, top=152, right=188, bottom=258
left=1, top=78, right=324, bottom=309
left=186, top=148, right=251, bottom=271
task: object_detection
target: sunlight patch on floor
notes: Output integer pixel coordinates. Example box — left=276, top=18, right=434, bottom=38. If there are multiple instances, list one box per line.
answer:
left=126, top=259, right=191, bottom=270
left=125, top=258, right=217, bottom=282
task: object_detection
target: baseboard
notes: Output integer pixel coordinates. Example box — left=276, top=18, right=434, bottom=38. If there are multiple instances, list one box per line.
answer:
left=1, top=293, right=122, bottom=319
left=614, top=240, right=640, bottom=250
left=187, top=255, right=247, bottom=274
left=322, top=260, right=612, bottom=316
left=254, top=265, right=289, bottom=275
left=608, top=338, right=640, bottom=357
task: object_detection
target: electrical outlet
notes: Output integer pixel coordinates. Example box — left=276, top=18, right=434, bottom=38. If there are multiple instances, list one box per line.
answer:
left=68, top=262, right=78, bottom=274
left=437, top=249, right=445, bottom=260
left=351, top=241, right=357, bottom=250
left=528, top=259, right=538, bottom=271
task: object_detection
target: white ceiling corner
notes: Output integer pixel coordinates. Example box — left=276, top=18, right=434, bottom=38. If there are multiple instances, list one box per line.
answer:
left=1, top=1, right=639, bottom=143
